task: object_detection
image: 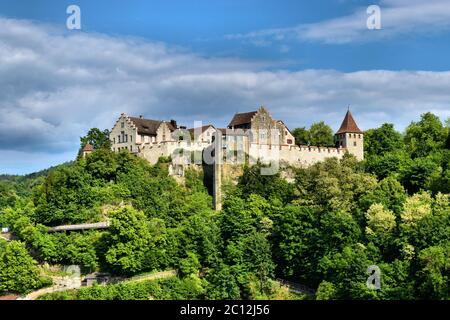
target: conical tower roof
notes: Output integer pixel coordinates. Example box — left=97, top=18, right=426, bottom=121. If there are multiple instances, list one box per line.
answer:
left=82, top=143, right=94, bottom=152
left=336, top=110, right=362, bottom=134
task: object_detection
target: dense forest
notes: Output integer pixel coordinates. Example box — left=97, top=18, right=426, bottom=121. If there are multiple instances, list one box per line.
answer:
left=0, top=112, right=449, bottom=300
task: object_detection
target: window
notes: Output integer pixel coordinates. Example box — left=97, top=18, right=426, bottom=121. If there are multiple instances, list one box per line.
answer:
left=113, top=138, right=116, bottom=144
left=121, top=122, right=124, bottom=128
left=130, top=145, right=133, bottom=152
left=353, top=141, right=357, bottom=146
left=130, top=136, right=132, bottom=142
left=358, top=134, right=361, bottom=139
left=287, top=139, right=293, bottom=144
left=118, top=135, right=121, bottom=143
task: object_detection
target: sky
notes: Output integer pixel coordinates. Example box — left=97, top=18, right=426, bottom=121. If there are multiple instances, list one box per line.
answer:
left=1, top=0, right=450, bottom=174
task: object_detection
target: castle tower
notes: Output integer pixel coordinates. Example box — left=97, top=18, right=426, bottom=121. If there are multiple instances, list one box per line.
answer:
left=82, top=143, right=94, bottom=157
left=335, top=110, right=364, bottom=160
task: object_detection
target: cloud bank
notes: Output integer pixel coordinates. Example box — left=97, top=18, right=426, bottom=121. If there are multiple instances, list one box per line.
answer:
left=0, top=17, right=449, bottom=174
left=226, top=0, right=450, bottom=44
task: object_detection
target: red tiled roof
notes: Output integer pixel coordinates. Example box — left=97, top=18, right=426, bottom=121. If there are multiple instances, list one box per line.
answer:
left=336, top=110, right=362, bottom=134
left=82, top=143, right=94, bottom=152
left=228, top=111, right=257, bottom=128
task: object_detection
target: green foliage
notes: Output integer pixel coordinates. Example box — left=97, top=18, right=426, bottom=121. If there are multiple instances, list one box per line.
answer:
left=315, top=281, right=336, bottom=300
left=80, top=128, right=111, bottom=152
left=404, top=112, right=447, bottom=159
left=417, top=244, right=450, bottom=299
left=365, top=151, right=410, bottom=180
left=33, top=164, right=101, bottom=225
left=205, top=263, right=241, bottom=299
left=364, top=123, right=404, bottom=156
left=292, top=121, right=334, bottom=147
left=179, top=252, right=201, bottom=277
left=105, top=206, right=164, bottom=275
left=2, top=115, right=450, bottom=300
left=292, top=127, right=309, bottom=146
left=40, top=276, right=207, bottom=300
left=237, top=163, right=295, bottom=204
left=308, top=121, right=335, bottom=147
left=400, top=157, right=441, bottom=194
left=0, top=241, right=46, bottom=294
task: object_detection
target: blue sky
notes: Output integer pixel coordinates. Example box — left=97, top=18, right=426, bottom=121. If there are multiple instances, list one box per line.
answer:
left=2, top=0, right=450, bottom=71
left=1, top=0, right=450, bottom=174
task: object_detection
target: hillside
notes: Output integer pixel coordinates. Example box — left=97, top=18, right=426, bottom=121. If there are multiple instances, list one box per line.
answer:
left=0, top=112, right=449, bottom=300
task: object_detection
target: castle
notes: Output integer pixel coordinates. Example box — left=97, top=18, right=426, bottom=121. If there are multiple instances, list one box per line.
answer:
left=109, top=106, right=364, bottom=169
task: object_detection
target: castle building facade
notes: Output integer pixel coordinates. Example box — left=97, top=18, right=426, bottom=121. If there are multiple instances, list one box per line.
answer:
left=109, top=107, right=364, bottom=169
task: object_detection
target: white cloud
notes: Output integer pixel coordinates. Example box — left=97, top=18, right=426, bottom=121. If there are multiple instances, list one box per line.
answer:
left=226, top=0, right=450, bottom=44
left=0, top=17, right=449, bottom=174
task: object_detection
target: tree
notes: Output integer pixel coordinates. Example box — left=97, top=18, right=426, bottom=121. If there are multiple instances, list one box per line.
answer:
left=105, top=207, right=157, bottom=274
left=365, top=204, right=396, bottom=249
left=84, top=148, right=119, bottom=182
left=0, top=241, right=44, bottom=294
left=237, top=163, right=295, bottom=204
left=400, top=192, right=432, bottom=227
left=33, top=164, right=98, bottom=225
left=292, top=122, right=334, bottom=147
left=220, top=194, right=274, bottom=243
left=316, top=281, right=337, bottom=300
left=272, top=205, right=321, bottom=283
left=205, top=263, right=241, bottom=299
left=404, top=113, right=447, bottom=159
left=80, top=128, right=111, bottom=151
left=365, top=151, right=410, bottom=180
left=292, top=127, right=310, bottom=146
left=318, top=243, right=379, bottom=299
left=364, top=123, right=404, bottom=157
left=358, top=176, right=407, bottom=216
left=400, top=157, right=440, bottom=194
left=319, top=210, right=361, bottom=253
left=417, top=244, right=450, bottom=299
left=240, top=231, right=274, bottom=294
left=178, top=252, right=201, bottom=277
left=309, top=121, right=334, bottom=147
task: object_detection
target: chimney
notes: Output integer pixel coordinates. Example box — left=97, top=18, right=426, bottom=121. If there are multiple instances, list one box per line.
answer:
left=170, top=119, right=178, bottom=129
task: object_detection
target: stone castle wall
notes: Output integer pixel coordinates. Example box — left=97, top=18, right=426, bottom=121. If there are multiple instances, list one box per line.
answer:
left=137, top=139, right=349, bottom=169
